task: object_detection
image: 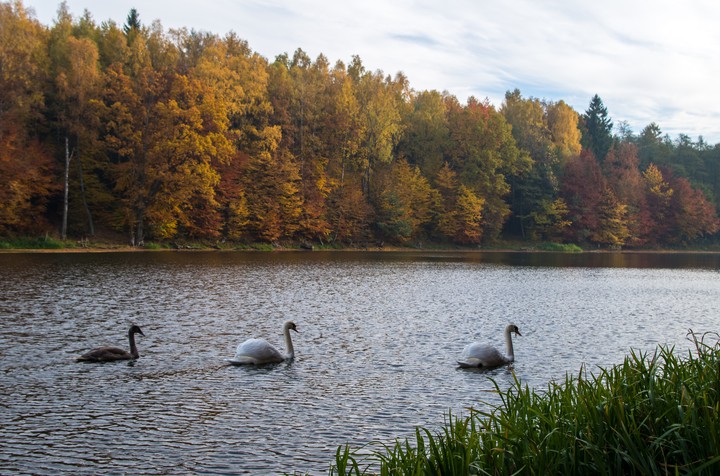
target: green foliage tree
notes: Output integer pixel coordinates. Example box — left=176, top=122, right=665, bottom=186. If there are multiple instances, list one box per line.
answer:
left=501, top=89, right=557, bottom=238
left=700, top=144, right=720, bottom=211
left=528, top=198, right=571, bottom=242
left=96, top=20, right=129, bottom=68
left=375, top=159, right=435, bottom=244
left=500, top=89, right=550, bottom=160
left=325, top=61, right=363, bottom=185
left=354, top=66, right=403, bottom=198
left=268, top=49, right=333, bottom=241
left=636, top=123, right=671, bottom=169
left=447, top=96, right=530, bottom=242
left=397, top=89, right=449, bottom=179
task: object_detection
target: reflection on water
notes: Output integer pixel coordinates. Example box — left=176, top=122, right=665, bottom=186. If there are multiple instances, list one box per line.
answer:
left=1, top=250, right=719, bottom=475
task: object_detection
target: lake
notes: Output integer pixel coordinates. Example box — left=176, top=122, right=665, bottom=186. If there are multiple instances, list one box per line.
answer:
left=1, top=250, right=719, bottom=475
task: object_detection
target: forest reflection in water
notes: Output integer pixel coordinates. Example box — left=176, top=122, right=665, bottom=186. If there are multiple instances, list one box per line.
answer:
left=1, top=250, right=719, bottom=475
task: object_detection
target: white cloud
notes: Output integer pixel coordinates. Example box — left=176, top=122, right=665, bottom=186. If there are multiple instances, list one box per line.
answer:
left=23, top=0, right=720, bottom=142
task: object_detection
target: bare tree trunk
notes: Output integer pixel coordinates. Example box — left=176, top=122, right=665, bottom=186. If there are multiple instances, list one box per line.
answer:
left=76, top=155, right=94, bottom=236
left=135, top=207, right=144, bottom=247
left=61, top=136, right=71, bottom=240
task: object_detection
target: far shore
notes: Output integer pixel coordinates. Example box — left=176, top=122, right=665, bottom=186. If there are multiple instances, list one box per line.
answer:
left=2, top=239, right=720, bottom=254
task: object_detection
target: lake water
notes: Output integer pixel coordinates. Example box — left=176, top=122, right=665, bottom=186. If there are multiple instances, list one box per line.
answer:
left=1, top=250, right=719, bottom=475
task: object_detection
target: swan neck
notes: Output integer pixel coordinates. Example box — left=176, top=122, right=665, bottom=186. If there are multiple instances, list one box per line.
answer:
left=129, top=330, right=139, bottom=359
left=284, top=326, right=295, bottom=359
left=505, top=328, right=515, bottom=361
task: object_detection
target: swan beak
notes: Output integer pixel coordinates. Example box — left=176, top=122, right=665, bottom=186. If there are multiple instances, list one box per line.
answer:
left=516, top=330, right=522, bottom=336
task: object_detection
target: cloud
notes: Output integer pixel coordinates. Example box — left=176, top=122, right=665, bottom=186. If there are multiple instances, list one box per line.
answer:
left=24, top=0, right=720, bottom=142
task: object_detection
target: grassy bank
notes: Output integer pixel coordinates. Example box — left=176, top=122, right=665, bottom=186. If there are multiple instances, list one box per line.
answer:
left=0, top=236, right=592, bottom=252
left=3, top=233, right=720, bottom=253
left=331, top=331, right=720, bottom=475
left=0, top=236, right=71, bottom=249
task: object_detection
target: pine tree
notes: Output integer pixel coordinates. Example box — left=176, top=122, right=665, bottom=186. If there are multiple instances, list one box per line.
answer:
left=123, top=8, right=141, bottom=41
left=582, top=94, right=613, bottom=161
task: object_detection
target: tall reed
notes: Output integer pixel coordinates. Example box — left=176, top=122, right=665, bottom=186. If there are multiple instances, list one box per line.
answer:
left=331, top=331, right=720, bottom=475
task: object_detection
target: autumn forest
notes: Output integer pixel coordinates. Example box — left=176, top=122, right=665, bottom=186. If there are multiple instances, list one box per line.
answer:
left=3, top=1, right=720, bottom=248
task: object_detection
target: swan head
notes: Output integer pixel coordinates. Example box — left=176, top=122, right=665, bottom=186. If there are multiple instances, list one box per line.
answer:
left=284, top=321, right=298, bottom=333
left=130, top=325, right=145, bottom=336
left=506, top=324, right=521, bottom=337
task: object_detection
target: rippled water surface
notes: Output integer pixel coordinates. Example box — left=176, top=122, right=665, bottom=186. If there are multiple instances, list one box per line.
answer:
left=1, top=251, right=720, bottom=475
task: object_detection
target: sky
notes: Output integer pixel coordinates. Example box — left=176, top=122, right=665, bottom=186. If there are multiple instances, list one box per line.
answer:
left=23, top=0, right=720, bottom=144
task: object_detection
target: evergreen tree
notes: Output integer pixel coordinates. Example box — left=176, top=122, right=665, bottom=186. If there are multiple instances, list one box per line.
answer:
left=123, top=8, right=141, bottom=40
left=581, top=94, right=613, bottom=161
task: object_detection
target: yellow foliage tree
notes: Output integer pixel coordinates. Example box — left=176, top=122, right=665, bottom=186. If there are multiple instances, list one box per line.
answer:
left=455, top=186, right=485, bottom=245
left=546, top=100, right=582, bottom=161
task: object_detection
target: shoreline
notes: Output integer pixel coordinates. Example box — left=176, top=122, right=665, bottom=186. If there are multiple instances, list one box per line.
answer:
left=2, top=244, right=720, bottom=254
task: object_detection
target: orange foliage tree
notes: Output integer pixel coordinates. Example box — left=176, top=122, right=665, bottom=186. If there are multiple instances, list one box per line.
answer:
left=0, top=1, right=57, bottom=235
left=667, top=175, right=719, bottom=244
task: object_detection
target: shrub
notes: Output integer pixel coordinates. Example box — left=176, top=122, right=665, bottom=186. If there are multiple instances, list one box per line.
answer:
left=539, top=242, right=583, bottom=252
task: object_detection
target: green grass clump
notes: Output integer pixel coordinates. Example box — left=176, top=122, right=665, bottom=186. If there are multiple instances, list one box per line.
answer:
left=0, top=236, right=69, bottom=249
left=538, top=242, right=583, bottom=252
left=332, top=331, right=720, bottom=475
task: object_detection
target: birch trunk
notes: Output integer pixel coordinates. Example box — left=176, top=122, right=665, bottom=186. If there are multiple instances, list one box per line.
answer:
left=61, top=137, right=70, bottom=240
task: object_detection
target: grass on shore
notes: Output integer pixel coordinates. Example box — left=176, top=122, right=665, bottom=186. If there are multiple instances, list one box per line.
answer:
left=331, top=331, right=720, bottom=475
left=0, top=236, right=588, bottom=252
left=536, top=242, right=583, bottom=252
left=0, top=236, right=71, bottom=249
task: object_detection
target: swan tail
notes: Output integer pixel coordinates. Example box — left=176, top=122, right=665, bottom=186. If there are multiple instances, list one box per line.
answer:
left=225, top=356, right=258, bottom=365
left=457, top=360, right=481, bottom=368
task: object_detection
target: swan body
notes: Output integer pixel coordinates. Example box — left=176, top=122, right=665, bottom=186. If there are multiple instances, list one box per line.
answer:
left=457, top=324, right=521, bottom=368
left=77, top=325, right=144, bottom=362
left=226, top=321, right=298, bottom=365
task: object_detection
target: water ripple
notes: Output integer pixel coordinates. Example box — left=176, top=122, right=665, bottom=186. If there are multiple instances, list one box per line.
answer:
left=1, top=251, right=719, bottom=474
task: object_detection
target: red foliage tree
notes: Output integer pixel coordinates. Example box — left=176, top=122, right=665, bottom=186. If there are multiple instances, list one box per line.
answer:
left=603, top=143, right=650, bottom=246
left=561, top=150, right=605, bottom=243
left=667, top=175, right=719, bottom=244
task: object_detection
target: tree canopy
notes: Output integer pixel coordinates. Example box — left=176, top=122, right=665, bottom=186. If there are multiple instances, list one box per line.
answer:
left=1, top=1, right=718, bottom=248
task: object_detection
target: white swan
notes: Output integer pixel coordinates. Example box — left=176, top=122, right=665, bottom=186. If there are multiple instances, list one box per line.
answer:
left=226, top=321, right=298, bottom=365
left=457, top=324, right=521, bottom=368
left=76, top=325, right=145, bottom=362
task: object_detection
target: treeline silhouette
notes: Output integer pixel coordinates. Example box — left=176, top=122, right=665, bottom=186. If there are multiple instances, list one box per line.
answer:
left=2, top=2, right=719, bottom=247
